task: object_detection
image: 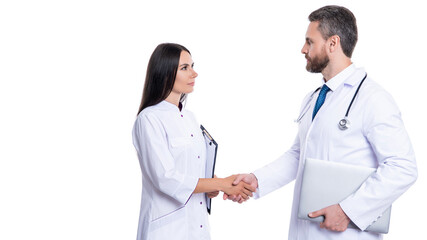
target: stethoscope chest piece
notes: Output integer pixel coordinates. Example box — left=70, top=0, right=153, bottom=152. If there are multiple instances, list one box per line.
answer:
left=338, top=117, right=350, bottom=130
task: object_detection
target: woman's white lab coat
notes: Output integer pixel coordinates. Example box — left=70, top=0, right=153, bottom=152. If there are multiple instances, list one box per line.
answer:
left=132, top=101, right=210, bottom=240
left=253, top=65, right=417, bottom=240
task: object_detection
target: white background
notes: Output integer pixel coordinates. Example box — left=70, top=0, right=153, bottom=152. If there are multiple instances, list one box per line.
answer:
left=1, top=0, right=426, bottom=239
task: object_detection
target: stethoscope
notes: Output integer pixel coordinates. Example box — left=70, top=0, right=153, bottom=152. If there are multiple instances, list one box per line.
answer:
left=295, top=73, right=368, bottom=131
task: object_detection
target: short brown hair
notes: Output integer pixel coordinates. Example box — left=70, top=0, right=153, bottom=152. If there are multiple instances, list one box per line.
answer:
left=309, top=5, right=358, bottom=58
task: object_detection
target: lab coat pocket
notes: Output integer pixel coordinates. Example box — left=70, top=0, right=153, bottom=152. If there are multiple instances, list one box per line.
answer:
left=169, top=137, right=191, bottom=162
left=150, top=206, right=187, bottom=237
left=170, top=137, right=191, bottom=148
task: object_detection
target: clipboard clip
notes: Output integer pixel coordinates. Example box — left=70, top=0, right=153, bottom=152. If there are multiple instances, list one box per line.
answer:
left=200, top=125, right=214, bottom=142
left=202, top=129, right=213, bottom=142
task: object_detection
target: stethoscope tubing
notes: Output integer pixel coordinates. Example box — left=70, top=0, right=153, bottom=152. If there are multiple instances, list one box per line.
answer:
left=296, top=73, right=368, bottom=130
left=344, top=73, right=367, bottom=117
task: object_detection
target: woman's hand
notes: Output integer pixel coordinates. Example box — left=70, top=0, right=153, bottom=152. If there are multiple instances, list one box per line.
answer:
left=207, top=191, right=219, bottom=198
left=193, top=175, right=256, bottom=199
left=221, top=175, right=256, bottom=200
left=207, top=175, right=220, bottom=198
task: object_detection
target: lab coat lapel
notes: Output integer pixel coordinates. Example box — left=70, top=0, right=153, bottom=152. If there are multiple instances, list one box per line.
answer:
left=300, top=68, right=367, bottom=164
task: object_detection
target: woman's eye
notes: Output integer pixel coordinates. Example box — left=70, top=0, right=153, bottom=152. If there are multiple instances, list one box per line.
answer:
left=181, top=66, right=187, bottom=70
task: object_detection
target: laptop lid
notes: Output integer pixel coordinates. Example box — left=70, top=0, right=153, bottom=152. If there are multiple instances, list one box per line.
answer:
left=298, top=158, right=391, bottom=234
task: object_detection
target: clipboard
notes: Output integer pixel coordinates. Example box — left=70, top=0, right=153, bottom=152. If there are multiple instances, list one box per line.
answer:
left=200, top=125, right=218, bottom=214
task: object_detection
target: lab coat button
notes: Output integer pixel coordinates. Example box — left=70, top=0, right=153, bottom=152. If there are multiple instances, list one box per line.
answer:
left=200, top=225, right=203, bottom=228
left=198, top=156, right=200, bottom=159
left=191, top=134, right=193, bottom=137
left=181, top=114, right=183, bottom=117
left=200, top=202, right=202, bottom=205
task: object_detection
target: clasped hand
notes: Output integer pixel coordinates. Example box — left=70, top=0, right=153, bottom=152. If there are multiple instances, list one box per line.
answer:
left=222, top=173, right=258, bottom=203
left=220, top=175, right=256, bottom=200
left=205, top=174, right=255, bottom=200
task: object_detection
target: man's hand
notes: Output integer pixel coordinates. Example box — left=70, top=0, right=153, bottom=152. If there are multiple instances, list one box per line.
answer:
left=223, top=173, right=258, bottom=203
left=309, top=204, right=350, bottom=232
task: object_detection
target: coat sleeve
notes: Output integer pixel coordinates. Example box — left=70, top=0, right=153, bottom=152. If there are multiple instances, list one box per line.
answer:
left=252, top=92, right=311, bottom=198
left=253, top=133, right=300, bottom=198
left=132, top=112, right=199, bottom=205
left=339, top=90, right=418, bottom=231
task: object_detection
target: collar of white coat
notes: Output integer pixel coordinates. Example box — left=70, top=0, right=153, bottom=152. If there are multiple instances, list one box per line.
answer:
left=323, top=64, right=362, bottom=91
left=156, top=100, right=184, bottom=112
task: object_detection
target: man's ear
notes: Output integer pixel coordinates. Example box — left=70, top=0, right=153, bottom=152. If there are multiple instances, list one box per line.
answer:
left=329, top=35, right=340, bottom=52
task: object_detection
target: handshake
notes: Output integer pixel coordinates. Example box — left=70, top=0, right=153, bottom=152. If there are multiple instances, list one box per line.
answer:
left=207, top=174, right=258, bottom=203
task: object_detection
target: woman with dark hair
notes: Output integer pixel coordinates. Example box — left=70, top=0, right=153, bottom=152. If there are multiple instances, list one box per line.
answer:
left=132, top=43, right=255, bottom=240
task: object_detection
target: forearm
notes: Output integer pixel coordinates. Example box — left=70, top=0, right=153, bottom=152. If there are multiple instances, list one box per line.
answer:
left=341, top=91, right=419, bottom=230
left=253, top=150, right=299, bottom=198
left=193, top=178, right=225, bottom=193
left=340, top=159, right=417, bottom=230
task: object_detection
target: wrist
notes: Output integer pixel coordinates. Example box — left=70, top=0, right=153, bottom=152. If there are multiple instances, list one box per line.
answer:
left=250, top=173, right=259, bottom=188
left=250, top=173, right=258, bottom=181
left=217, top=178, right=226, bottom=192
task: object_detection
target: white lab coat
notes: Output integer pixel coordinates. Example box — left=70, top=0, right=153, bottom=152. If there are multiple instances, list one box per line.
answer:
left=132, top=101, right=210, bottom=240
left=253, top=64, right=417, bottom=240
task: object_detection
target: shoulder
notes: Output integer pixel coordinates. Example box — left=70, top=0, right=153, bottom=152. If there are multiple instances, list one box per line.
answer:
left=361, top=77, right=387, bottom=94
left=350, top=68, right=395, bottom=103
left=361, top=78, right=397, bottom=108
left=359, top=78, right=401, bottom=131
left=134, top=104, right=169, bottom=133
left=137, top=101, right=176, bottom=121
left=137, top=106, right=160, bottom=122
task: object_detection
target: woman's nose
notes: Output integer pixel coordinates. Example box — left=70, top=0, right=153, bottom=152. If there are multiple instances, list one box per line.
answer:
left=192, top=69, right=198, bottom=78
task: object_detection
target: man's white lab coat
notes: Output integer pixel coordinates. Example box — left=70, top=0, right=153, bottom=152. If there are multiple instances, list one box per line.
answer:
left=253, top=65, right=417, bottom=240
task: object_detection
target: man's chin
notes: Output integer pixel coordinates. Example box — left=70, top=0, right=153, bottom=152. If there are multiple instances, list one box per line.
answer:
left=306, top=66, right=318, bottom=73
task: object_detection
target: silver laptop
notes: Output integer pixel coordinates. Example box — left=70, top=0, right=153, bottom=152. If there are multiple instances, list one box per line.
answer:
left=298, top=158, right=391, bottom=234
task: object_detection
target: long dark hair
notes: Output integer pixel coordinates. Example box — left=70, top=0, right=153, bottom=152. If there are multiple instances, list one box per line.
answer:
left=137, top=43, right=191, bottom=115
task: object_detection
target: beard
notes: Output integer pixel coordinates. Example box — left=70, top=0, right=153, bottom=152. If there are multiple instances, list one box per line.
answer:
left=305, top=51, right=329, bottom=73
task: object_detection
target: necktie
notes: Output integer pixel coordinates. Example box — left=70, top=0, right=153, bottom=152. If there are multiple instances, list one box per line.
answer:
left=312, top=84, right=330, bottom=120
